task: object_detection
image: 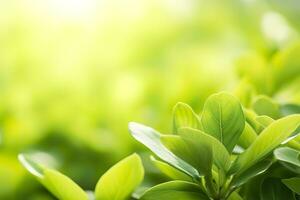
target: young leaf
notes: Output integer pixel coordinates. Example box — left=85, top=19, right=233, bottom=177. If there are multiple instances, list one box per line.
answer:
left=230, top=114, right=300, bottom=175
left=128, top=122, right=200, bottom=179
left=161, top=135, right=213, bottom=176
left=140, top=181, right=209, bottom=200
left=238, top=123, right=257, bottom=149
left=274, top=147, right=300, bottom=167
left=150, top=156, right=192, bottom=182
left=244, top=108, right=264, bottom=133
left=252, top=96, right=280, bottom=119
left=260, top=178, right=295, bottom=200
left=282, top=177, right=300, bottom=195
left=255, top=115, right=274, bottom=128
left=95, top=154, right=144, bottom=200
left=173, top=102, right=201, bottom=134
left=42, top=169, right=89, bottom=200
left=18, top=154, right=44, bottom=178
left=178, top=127, right=231, bottom=171
left=201, top=92, right=245, bottom=152
left=18, top=154, right=88, bottom=200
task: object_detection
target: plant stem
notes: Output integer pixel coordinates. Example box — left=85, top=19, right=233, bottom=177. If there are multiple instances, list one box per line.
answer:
left=205, top=175, right=218, bottom=199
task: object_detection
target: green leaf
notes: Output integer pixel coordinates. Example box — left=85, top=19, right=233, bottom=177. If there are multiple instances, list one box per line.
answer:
left=173, top=102, right=201, bottom=134
left=201, top=92, right=245, bottom=152
left=238, top=122, right=257, bottom=149
left=178, top=127, right=231, bottom=171
left=280, top=104, right=300, bottom=116
left=150, top=156, right=192, bottom=182
left=252, top=96, right=280, bottom=119
left=95, top=153, right=144, bottom=200
left=230, top=159, right=272, bottom=188
left=230, top=114, right=300, bottom=175
left=241, top=175, right=264, bottom=200
left=244, top=108, right=264, bottom=133
left=260, top=178, right=295, bottom=200
left=274, top=147, right=300, bottom=167
left=161, top=135, right=213, bottom=176
left=128, top=122, right=200, bottom=179
left=18, top=154, right=88, bottom=200
left=41, top=169, right=89, bottom=200
left=227, top=192, right=243, bottom=200
left=140, top=181, right=209, bottom=200
left=18, top=154, right=44, bottom=178
left=255, top=115, right=274, bottom=128
left=282, top=177, right=300, bottom=195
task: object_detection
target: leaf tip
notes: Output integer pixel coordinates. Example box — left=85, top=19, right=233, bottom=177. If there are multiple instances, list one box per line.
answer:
left=18, top=153, right=44, bottom=178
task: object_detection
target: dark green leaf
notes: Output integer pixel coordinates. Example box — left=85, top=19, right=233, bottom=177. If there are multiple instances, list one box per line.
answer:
left=282, top=177, right=300, bottom=195
left=231, top=159, right=272, bottom=188
left=260, top=178, right=295, bottom=200
left=281, top=104, right=300, bottom=116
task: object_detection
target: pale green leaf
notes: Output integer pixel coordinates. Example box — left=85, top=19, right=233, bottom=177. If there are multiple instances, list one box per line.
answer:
left=230, top=114, right=300, bottom=174
left=244, top=108, right=264, bottom=133
left=18, top=154, right=88, bottom=200
left=42, top=169, right=89, bottom=200
left=173, top=102, right=201, bottom=134
left=18, top=154, right=44, bottom=178
left=255, top=115, right=274, bottom=128
left=95, top=154, right=144, bottom=200
left=238, top=123, right=257, bottom=149
left=274, top=147, right=300, bottom=167
left=140, top=181, right=209, bottom=200
left=282, top=177, right=300, bottom=195
left=129, top=122, right=200, bottom=179
left=252, top=96, right=280, bottom=119
left=150, top=156, right=192, bottom=182
left=161, top=135, right=212, bottom=176
left=201, top=92, right=245, bottom=152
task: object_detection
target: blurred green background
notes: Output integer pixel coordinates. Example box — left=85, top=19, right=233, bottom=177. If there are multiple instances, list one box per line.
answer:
left=0, top=0, right=300, bottom=199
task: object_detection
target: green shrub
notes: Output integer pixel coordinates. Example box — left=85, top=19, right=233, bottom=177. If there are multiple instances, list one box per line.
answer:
left=19, top=92, right=300, bottom=200
left=129, top=92, right=300, bottom=200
